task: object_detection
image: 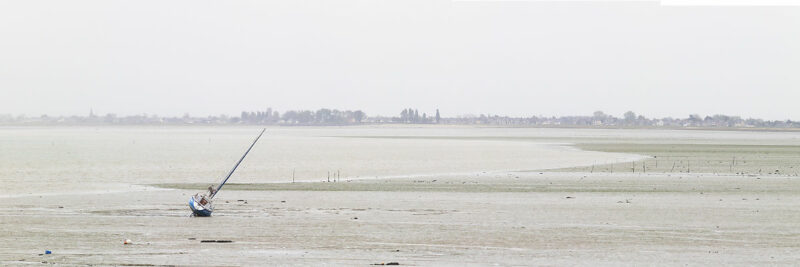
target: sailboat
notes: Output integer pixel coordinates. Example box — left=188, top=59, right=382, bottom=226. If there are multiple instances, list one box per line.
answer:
left=189, top=129, right=266, bottom=217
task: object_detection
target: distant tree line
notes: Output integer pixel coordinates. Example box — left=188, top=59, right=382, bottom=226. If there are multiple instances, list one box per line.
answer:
left=395, top=108, right=440, bottom=124
left=437, top=110, right=800, bottom=129
left=238, top=108, right=366, bottom=125
left=2, top=109, right=799, bottom=129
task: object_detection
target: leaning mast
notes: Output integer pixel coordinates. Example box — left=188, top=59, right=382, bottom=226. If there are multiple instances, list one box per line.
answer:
left=210, top=128, right=265, bottom=199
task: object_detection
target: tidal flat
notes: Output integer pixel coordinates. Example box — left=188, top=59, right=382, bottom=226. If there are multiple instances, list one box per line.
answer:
left=2, top=126, right=800, bottom=266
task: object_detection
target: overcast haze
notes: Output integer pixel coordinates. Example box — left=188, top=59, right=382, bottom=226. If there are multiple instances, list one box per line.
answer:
left=1, top=1, right=798, bottom=120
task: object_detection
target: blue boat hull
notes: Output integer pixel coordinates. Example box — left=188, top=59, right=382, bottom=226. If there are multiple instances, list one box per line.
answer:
left=189, top=196, right=213, bottom=217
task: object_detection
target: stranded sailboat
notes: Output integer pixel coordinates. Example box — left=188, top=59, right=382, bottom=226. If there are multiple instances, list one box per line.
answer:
left=189, top=129, right=265, bottom=217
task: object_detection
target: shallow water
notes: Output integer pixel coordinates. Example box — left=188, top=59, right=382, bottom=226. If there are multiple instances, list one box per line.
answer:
left=1, top=126, right=648, bottom=196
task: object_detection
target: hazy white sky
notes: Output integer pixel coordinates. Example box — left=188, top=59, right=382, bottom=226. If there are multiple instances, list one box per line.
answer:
left=1, top=1, right=798, bottom=119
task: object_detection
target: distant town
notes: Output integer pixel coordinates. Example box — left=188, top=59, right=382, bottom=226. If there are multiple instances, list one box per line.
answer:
left=2, top=108, right=799, bottom=129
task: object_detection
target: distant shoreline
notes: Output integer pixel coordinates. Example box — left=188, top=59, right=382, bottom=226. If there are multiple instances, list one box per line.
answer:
left=3, top=123, right=800, bottom=133
left=4, top=108, right=797, bottom=130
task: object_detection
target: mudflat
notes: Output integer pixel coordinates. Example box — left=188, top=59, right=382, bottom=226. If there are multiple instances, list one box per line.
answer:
left=2, top=126, right=800, bottom=266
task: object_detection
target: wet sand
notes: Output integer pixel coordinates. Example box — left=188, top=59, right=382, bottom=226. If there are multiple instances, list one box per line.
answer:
left=3, top=173, right=800, bottom=266
left=2, top=127, right=800, bottom=266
